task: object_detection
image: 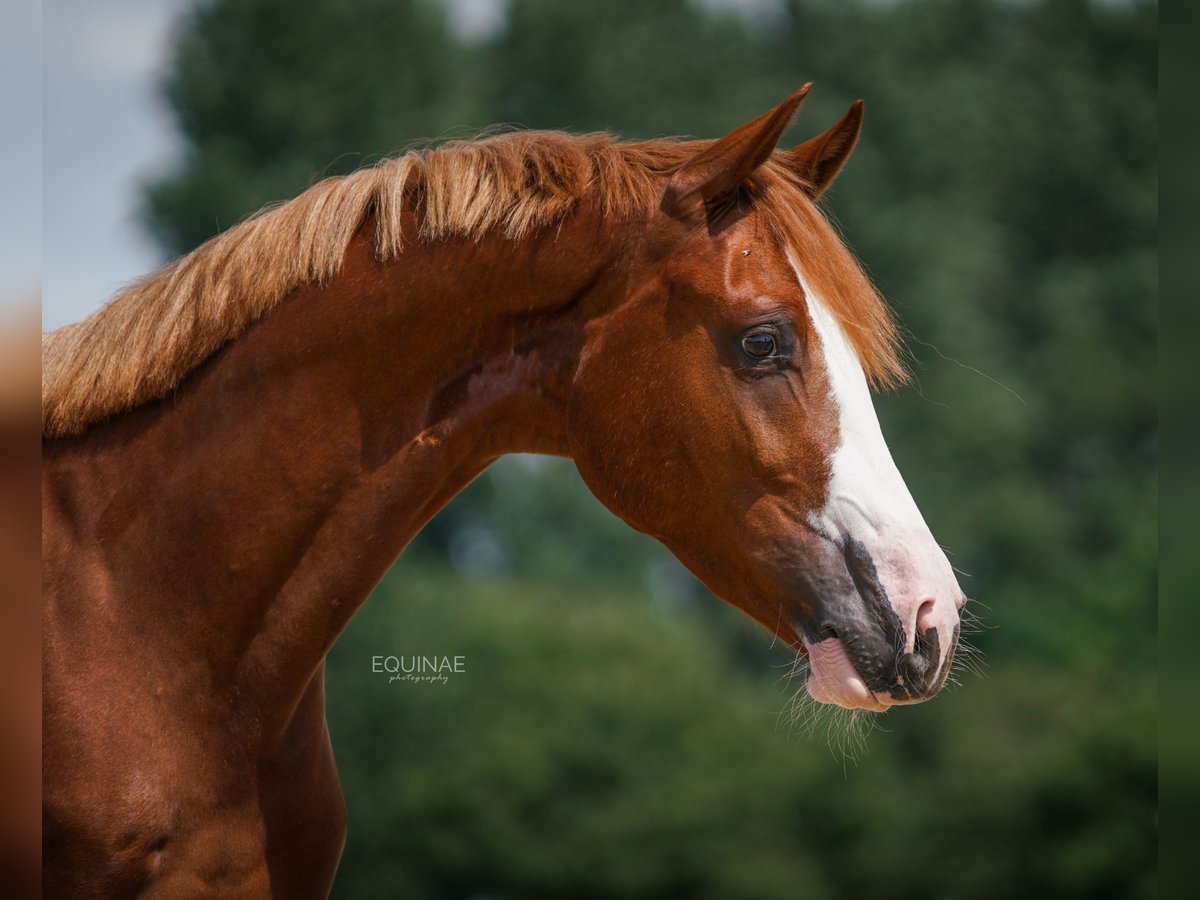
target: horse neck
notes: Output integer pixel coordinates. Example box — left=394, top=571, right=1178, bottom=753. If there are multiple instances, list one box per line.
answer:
left=46, top=200, right=629, bottom=732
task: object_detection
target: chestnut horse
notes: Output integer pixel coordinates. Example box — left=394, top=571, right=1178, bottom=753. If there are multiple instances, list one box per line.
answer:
left=42, top=87, right=964, bottom=897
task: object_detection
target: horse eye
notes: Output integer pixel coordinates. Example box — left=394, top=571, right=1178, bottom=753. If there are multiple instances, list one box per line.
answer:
left=741, top=333, right=777, bottom=359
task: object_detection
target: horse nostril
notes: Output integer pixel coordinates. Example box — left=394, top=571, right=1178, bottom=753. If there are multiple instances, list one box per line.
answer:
left=898, top=652, right=931, bottom=688
left=915, top=598, right=938, bottom=635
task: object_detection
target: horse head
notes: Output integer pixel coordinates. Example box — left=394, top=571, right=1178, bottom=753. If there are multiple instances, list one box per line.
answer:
left=569, top=88, right=964, bottom=711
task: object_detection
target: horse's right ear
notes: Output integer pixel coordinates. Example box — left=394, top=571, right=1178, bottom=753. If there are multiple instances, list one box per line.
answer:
left=664, top=85, right=811, bottom=217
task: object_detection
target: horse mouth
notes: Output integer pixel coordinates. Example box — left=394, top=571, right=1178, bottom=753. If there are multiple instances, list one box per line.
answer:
left=801, top=634, right=891, bottom=712
left=792, top=535, right=962, bottom=712
left=800, top=625, right=959, bottom=712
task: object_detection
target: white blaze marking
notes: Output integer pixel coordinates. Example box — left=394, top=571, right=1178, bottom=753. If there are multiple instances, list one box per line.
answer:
left=790, top=259, right=962, bottom=666
left=799, top=276, right=930, bottom=542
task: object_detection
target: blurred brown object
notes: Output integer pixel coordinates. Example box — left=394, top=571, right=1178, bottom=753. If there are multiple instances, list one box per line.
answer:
left=0, top=300, right=42, bottom=898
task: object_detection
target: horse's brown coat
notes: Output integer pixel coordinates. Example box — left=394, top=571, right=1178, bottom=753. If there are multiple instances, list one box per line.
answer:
left=42, top=92, right=938, bottom=896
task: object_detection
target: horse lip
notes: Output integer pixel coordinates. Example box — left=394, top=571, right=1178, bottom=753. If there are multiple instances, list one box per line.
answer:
left=801, top=634, right=891, bottom=712
left=796, top=616, right=959, bottom=708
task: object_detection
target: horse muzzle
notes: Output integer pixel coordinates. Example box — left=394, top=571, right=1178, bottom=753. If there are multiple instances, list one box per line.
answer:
left=796, top=535, right=964, bottom=711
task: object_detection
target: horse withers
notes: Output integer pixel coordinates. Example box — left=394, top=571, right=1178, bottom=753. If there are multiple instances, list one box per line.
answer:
left=42, top=87, right=964, bottom=896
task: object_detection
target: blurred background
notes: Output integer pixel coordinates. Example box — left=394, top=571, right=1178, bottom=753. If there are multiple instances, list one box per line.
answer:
left=41, top=0, right=1157, bottom=897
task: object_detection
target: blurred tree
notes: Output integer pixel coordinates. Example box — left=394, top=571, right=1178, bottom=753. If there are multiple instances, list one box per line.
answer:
left=327, top=564, right=1155, bottom=900
left=328, top=567, right=837, bottom=900
left=766, top=0, right=1158, bottom=671
left=479, top=0, right=782, bottom=137
left=144, top=0, right=481, bottom=255
left=142, top=0, right=1157, bottom=896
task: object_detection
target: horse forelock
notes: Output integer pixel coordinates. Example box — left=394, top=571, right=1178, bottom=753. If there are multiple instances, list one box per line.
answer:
left=41, top=130, right=905, bottom=439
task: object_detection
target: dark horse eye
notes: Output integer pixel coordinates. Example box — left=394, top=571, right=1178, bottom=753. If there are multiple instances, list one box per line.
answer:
left=741, top=333, right=777, bottom=359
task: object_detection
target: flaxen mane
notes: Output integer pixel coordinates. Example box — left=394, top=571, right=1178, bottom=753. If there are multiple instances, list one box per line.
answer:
left=41, top=131, right=904, bottom=438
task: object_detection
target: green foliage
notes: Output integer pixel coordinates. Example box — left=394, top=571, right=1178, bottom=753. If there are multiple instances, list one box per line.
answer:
left=328, top=566, right=830, bottom=900
left=146, top=0, right=1157, bottom=896
left=328, top=565, right=1155, bottom=900
left=145, top=0, right=478, bottom=253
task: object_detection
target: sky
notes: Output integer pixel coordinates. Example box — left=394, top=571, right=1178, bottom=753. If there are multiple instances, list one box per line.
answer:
left=41, top=0, right=191, bottom=331
left=1, top=0, right=43, bottom=314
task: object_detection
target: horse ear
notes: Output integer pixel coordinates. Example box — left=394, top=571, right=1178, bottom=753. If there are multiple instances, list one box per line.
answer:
left=665, top=85, right=812, bottom=215
left=782, top=99, right=864, bottom=198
